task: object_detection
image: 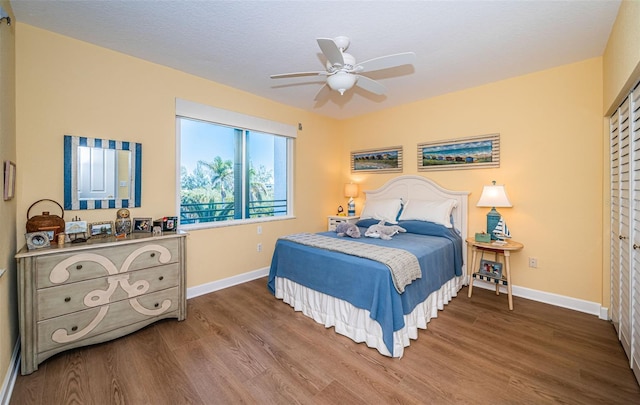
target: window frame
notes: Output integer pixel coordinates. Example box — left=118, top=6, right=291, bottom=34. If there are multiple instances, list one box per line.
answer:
left=175, top=99, right=295, bottom=230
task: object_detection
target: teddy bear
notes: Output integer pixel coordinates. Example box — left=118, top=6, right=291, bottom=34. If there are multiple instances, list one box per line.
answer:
left=335, top=222, right=361, bottom=238
left=364, top=220, right=407, bottom=240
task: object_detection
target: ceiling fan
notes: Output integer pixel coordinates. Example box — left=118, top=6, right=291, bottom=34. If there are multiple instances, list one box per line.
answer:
left=270, top=36, right=416, bottom=100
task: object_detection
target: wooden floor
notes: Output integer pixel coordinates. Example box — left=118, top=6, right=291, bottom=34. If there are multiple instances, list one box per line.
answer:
left=10, top=278, right=640, bottom=404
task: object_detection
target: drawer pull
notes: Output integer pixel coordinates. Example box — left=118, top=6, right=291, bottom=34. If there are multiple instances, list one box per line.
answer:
left=76, top=264, right=83, bottom=270
left=159, top=276, right=164, bottom=281
left=634, top=244, right=640, bottom=250
left=154, top=303, right=159, bottom=308
left=71, top=326, right=78, bottom=332
left=150, top=253, right=156, bottom=258
left=64, top=297, right=71, bottom=302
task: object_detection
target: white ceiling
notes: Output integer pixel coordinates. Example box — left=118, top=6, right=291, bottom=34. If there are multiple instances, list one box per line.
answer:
left=10, top=0, right=621, bottom=120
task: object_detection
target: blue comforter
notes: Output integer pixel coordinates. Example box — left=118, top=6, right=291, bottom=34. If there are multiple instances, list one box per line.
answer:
left=267, top=220, right=463, bottom=354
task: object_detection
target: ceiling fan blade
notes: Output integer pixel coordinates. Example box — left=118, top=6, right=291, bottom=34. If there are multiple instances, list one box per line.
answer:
left=355, top=75, right=386, bottom=96
left=356, top=52, right=416, bottom=73
left=314, top=84, right=331, bottom=101
left=317, top=38, right=344, bottom=67
left=270, top=71, right=328, bottom=79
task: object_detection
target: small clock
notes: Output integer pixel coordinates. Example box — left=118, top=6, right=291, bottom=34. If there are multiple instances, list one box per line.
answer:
left=25, top=231, right=51, bottom=250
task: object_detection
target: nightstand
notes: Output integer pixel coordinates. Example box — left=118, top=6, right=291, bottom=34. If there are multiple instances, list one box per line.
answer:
left=327, top=215, right=360, bottom=231
left=466, top=237, right=524, bottom=310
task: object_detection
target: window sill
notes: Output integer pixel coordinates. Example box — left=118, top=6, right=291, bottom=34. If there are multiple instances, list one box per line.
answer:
left=179, top=215, right=296, bottom=231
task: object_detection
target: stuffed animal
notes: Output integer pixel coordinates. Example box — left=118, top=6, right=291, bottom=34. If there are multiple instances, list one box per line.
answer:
left=365, top=220, right=406, bottom=240
left=335, top=222, right=361, bottom=238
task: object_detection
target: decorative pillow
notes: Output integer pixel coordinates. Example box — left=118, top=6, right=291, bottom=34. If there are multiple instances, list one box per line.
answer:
left=359, top=198, right=402, bottom=224
left=398, top=199, right=457, bottom=228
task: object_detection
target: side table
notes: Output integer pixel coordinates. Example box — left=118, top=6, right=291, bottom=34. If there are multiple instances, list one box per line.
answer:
left=466, top=237, right=524, bottom=310
left=327, top=215, right=360, bottom=232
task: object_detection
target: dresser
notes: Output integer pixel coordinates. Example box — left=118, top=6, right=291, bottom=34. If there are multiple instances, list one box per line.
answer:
left=15, top=231, right=187, bottom=375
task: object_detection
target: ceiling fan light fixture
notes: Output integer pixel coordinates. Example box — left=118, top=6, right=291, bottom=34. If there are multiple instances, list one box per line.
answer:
left=327, top=72, right=357, bottom=95
left=271, top=35, right=416, bottom=100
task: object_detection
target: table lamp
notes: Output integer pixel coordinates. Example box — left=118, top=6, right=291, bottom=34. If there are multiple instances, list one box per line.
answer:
left=476, top=180, right=512, bottom=239
left=344, top=183, right=359, bottom=216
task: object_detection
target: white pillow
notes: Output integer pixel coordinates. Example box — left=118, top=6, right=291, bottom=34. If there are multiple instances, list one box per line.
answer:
left=398, top=199, right=457, bottom=228
left=359, top=198, right=403, bottom=224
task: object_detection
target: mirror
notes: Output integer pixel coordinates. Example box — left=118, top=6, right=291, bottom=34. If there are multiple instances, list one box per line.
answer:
left=64, top=135, right=142, bottom=210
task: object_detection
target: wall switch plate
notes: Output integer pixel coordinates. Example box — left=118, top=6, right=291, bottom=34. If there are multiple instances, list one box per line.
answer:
left=528, top=257, right=538, bottom=268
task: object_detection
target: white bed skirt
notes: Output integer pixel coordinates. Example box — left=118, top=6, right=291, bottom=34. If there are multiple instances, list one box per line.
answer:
left=274, top=275, right=465, bottom=358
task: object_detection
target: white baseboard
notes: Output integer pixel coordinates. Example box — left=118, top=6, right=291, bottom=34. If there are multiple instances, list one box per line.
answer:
left=1, top=339, right=20, bottom=405
left=187, top=267, right=270, bottom=299
left=189, top=267, right=610, bottom=322
left=472, top=280, right=608, bottom=319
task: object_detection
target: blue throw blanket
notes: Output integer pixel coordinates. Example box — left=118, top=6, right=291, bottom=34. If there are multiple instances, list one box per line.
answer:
left=268, top=220, right=463, bottom=354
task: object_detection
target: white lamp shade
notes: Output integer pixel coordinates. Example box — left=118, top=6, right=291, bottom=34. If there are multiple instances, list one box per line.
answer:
left=327, top=72, right=357, bottom=95
left=476, top=184, right=512, bottom=208
left=344, top=183, right=359, bottom=198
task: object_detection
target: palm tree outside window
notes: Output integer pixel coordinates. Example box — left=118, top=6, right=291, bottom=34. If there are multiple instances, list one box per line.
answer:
left=178, top=117, right=290, bottom=226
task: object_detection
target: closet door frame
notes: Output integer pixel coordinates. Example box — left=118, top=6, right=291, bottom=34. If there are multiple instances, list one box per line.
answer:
left=610, top=82, right=640, bottom=384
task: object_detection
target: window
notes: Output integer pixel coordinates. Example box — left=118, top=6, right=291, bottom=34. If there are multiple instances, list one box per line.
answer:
left=176, top=99, right=295, bottom=228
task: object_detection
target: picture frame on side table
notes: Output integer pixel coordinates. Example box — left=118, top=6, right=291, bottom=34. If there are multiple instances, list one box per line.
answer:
left=479, top=259, right=503, bottom=279
left=133, top=217, right=152, bottom=233
left=3, top=160, right=16, bottom=201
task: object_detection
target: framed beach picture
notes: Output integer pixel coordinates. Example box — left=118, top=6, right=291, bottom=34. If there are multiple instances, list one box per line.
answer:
left=89, top=221, right=114, bottom=238
left=351, top=146, right=403, bottom=173
left=417, top=133, right=500, bottom=171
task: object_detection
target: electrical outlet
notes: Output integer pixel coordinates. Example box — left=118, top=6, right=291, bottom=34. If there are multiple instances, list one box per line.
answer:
left=257, top=243, right=262, bottom=252
left=257, top=225, right=262, bottom=235
left=529, top=257, right=538, bottom=268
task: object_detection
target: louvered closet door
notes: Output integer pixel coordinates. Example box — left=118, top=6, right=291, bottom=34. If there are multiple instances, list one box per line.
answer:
left=611, top=82, right=640, bottom=385
left=631, top=85, right=640, bottom=379
left=611, top=109, right=621, bottom=332
left=618, top=97, right=632, bottom=359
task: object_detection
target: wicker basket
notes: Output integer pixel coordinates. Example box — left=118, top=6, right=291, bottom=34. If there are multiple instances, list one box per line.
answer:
left=26, top=199, right=65, bottom=243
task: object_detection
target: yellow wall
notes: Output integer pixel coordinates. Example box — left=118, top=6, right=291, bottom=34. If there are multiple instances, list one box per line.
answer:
left=14, top=23, right=607, bottom=303
left=0, top=0, right=17, bottom=388
left=603, top=0, right=640, bottom=115
left=341, top=58, right=604, bottom=302
left=15, top=24, right=341, bottom=290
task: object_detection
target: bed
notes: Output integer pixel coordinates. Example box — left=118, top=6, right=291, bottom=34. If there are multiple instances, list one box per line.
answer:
left=267, top=175, right=469, bottom=357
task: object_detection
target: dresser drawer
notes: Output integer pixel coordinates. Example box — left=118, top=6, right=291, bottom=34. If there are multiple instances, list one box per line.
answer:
left=36, top=262, right=180, bottom=321
left=37, top=287, right=179, bottom=352
left=36, top=238, right=180, bottom=288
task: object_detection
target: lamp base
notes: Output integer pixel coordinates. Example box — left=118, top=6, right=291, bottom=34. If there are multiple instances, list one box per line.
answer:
left=347, top=197, right=355, bottom=216
left=486, top=208, right=501, bottom=240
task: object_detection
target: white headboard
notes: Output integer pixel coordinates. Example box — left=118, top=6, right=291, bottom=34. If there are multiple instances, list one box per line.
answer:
left=364, top=175, right=470, bottom=271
